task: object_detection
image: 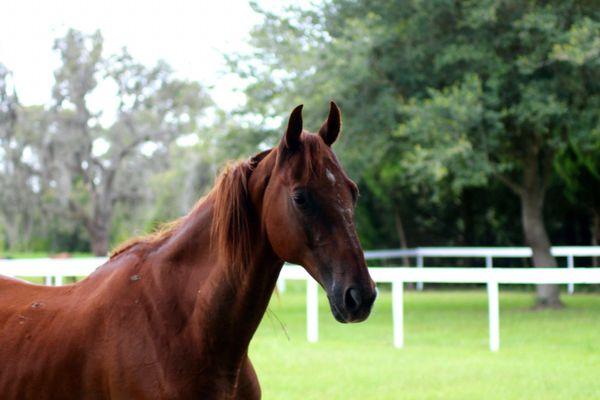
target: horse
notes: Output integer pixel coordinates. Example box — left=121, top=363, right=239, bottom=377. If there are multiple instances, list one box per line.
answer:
left=0, top=102, right=377, bottom=399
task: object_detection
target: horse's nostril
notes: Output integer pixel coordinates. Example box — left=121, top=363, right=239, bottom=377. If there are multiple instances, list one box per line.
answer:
left=344, top=287, right=362, bottom=312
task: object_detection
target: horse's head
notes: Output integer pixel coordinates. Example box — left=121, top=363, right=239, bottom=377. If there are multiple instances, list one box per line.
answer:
left=259, top=103, right=376, bottom=323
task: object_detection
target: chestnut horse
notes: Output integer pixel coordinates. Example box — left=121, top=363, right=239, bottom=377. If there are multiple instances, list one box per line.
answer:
left=0, top=102, right=376, bottom=399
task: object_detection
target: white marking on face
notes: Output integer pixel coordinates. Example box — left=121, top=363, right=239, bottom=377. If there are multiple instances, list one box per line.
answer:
left=326, top=169, right=336, bottom=184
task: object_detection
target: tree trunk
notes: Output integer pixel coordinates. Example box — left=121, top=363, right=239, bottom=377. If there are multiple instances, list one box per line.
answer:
left=88, top=217, right=110, bottom=257
left=90, top=228, right=109, bottom=256
left=520, top=160, right=562, bottom=308
left=70, top=200, right=111, bottom=256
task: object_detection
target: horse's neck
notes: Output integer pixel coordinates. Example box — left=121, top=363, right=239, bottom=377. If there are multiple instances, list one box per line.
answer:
left=191, top=236, right=283, bottom=363
left=146, top=195, right=283, bottom=367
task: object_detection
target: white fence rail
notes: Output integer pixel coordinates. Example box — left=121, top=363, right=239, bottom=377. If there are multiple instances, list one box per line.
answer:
left=280, top=265, right=600, bottom=352
left=0, top=257, right=107, bottom=286
left=364, top=246, right=600, bottom=293
left=1, top=246, right=600, bottom=351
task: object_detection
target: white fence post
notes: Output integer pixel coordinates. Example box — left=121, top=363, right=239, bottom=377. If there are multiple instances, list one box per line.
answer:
left=276, top=277, right=286, bottom=293
left=306, top=278, right=319, bottom=343
left=392, top=279, right=404, bottom=348
left=44, top=275, right=52, bottom=286
left=567, top=255, right=575, bottom=295
left=486, top=255, right=493, bottom=269
left=487, top=279, right=500, bottom=352
left=54, top=274, right=63, bottom=286
left=416, top=254, right=424, bottom=291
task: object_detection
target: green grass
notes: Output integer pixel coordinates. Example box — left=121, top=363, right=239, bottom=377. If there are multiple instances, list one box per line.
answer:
left=251, top=283, right=600, bottom=400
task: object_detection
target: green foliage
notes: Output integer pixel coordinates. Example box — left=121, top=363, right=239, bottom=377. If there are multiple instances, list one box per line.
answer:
left=395, top=74, right=491, bottom=193
left=551, top=17, right=600, bottom=65
left=555, top=138, right=600, bottom=211
left=231, top=0, right=600, bottom=250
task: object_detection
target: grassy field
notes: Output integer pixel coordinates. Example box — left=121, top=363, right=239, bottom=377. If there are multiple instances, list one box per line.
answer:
left=250, top=283, right=600, bottom=400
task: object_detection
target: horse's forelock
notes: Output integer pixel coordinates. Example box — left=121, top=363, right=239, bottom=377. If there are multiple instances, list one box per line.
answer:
left=279, top=132, right=327, bottom=185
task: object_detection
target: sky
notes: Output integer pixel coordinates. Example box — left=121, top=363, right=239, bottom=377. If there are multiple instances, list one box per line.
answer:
left=0, top=0, right=278, bottom=112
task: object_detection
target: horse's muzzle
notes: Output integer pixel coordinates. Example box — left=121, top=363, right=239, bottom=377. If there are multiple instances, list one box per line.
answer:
left=327, top=283, right=377, bottom=323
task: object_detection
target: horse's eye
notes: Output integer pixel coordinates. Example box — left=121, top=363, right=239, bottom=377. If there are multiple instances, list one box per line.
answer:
left=292, top=191, right=308, bottom=207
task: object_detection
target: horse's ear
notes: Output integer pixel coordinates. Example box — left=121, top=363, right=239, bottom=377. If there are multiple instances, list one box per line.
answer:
left=283, top=104, right=303, bottom=150
left=318, top=101, right=341, bottom=146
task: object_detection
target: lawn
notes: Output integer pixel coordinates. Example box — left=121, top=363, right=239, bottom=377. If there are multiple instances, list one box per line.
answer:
left=250, top=283, right=600, bottom=400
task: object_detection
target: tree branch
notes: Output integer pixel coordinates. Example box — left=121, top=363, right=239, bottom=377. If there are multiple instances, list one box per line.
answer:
left=494, top=172, right=524, bottom=196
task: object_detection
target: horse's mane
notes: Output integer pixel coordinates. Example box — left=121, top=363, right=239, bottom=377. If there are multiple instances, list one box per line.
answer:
left=210, top=160, right=254, bottom=273
left=110, top=150, right=271, bottom=274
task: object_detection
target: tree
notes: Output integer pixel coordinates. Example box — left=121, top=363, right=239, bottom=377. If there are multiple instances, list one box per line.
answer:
left=43, top=29, right=211, bottom=255
left=386, top=2, right=600, bottom=307
left=232, top=1, right=600, bottom=307
left=0, top=65, right=44, bottom=251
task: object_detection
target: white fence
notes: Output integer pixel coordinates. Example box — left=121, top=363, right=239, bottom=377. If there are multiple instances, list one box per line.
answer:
left=364, top=246, right=600, bottom=293
left=1, top=246, right=600, bottom=352
left=0, top=257, right=107, bottom=286
left=281, top=265, right=600, bottom=352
